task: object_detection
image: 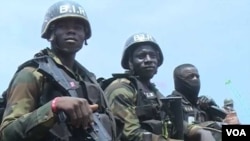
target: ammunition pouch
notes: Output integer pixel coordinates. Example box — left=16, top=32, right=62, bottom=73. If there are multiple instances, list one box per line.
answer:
left=140, top=119, right=163, bottom=135
left=135, top=105, right=159, bottom=121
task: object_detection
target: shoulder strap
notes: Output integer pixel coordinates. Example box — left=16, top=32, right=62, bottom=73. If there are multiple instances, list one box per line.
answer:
left=98, top=77, right=118, bottom=91
left=35, top=55, right=78, bottom=97
left=98, top=73, right=137, bottom=91
left=74, top=61, right=96, bottom=82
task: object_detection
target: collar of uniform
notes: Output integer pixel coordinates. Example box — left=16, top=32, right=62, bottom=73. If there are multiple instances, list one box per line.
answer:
left=45, top=48, right=81, bottom=80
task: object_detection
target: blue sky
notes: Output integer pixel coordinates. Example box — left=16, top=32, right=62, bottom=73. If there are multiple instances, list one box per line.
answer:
left=0, top=0, right=249, bottom=124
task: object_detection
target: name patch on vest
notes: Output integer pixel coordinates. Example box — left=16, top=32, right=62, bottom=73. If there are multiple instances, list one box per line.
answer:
left=144, top=92, right=155, bottom=98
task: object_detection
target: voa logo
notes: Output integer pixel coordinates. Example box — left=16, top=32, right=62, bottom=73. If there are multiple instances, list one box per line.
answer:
left=226, top=129, right=246, bottom=136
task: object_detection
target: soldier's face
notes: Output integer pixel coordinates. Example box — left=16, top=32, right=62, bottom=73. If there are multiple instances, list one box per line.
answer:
left=53, top=18, right=86, bottom=53
left=129, top=45, right=158, bottom=79
left=180, top=66, right=200, bottom=83
left=178, top=66, right=200, bottom=93
left=226, top=104, right=234, bottom=109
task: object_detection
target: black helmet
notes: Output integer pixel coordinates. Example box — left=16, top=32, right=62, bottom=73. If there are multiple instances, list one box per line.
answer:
left=121, top=33, right=164, bottom=69
left=41, top=0, right=91, bottom=40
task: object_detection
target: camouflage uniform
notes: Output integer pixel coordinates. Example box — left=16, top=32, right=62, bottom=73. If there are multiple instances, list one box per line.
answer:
left=105, top=76, right=169, bottom=141
left=103, top=32, right=180, bottom=141
left=0, top=48, right=115, bottom=141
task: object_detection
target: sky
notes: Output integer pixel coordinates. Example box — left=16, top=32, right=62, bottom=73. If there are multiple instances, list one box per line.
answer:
left=0, top=0, right=249, bottom=124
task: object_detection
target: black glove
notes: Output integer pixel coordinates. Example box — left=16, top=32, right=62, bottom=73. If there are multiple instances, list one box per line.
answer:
left=197, top=95, right=217, bottom=110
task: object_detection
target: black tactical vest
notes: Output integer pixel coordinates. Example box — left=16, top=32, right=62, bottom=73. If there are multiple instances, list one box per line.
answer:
left=102, top=74, right=165, bottom=135
left=13, top=54, right=115, bottom=141
left=170, top=91, right=207, bottom=124
left=181, top=98, right=207, bottom=124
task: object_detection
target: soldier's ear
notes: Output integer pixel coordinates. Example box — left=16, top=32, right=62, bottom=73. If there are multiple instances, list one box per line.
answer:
left=48, top=33, right=55, bottom=42
left=128, top=60, right=134, bottom=71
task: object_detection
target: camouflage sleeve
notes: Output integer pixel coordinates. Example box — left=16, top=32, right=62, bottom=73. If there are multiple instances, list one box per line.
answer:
left=105, top=79, right=167, bottom=141
left=183, top=120, right=203, bottom=137
left=0, top=67, right=56, bottom=140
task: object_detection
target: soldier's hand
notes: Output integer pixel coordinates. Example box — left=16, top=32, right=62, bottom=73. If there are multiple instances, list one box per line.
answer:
left=197, top=95, right=217, bottom=110
left=53, top=96, right=98, bottom=129
left=223, top=112, right=240, bottom=125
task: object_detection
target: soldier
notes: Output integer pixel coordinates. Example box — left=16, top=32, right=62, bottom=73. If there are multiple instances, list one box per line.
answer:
left=168, top=63, right=222, bottom=141
left=223, top=98, right=234, bottom=112
left=222, top=98, right=240, bottom=124
left=0, top=1, right=116, bottom=141
left=102, top=32, right=183, bottom=141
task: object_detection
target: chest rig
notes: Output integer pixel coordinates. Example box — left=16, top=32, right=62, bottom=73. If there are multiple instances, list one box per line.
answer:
left=132, top=78, right=162, bottom=121
left=38, top=59, right=104, bottom=111
left=181, top=99, right=206, bottom=124
left=15, top=53, right=115, bottom=141
left=102, top=73, right=164, bottom=135
left=171, top=91, right=207, bottom=124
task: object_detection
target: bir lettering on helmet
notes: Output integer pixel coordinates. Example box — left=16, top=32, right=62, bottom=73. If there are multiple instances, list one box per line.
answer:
left=41, top=0, right=91, bottom=40
left=121, top=33, right=164, bottom=69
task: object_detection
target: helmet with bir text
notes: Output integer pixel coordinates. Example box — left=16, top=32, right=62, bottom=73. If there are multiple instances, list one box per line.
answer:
left=121, top=33, right=164, bottom=69
left=41, top=0, right=91, bottom=40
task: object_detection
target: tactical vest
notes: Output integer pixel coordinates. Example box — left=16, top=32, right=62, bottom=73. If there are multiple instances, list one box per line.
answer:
left=169, top=91, right=207, bottom=124
left=102, top=74, right=165, bottom=135
left=4, top=54, right=115, bottom=141
left=170, top=91, right=222, bottom=141
left=181, top=98, right=207, bottom=125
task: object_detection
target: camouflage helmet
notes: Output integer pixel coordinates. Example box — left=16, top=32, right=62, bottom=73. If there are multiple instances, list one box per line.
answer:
left=121, top=33, right=164, bottom=69
left=41, top=0, right=91, bottom=40
left=224, top=98, right=233, bottom=106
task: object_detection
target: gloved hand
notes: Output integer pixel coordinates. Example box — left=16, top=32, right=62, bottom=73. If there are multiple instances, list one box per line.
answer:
left=197, top=95, right=217, bottom=110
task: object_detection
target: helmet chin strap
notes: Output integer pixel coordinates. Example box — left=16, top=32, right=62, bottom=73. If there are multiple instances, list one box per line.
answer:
left=84, top=39, right=88, bottom=45
left=48, top=33, right=55, bottom=42
left=48, top=33, right=61, bottom=51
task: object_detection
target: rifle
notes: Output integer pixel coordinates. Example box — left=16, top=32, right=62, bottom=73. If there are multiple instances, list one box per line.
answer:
left=160, top=97, right=184, bottom=140
left=35, top=56, right=112, bottom=141
left=208, top=105, right=227, bottom=120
